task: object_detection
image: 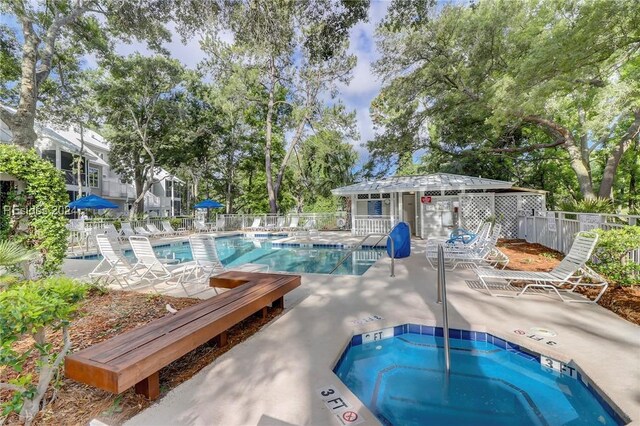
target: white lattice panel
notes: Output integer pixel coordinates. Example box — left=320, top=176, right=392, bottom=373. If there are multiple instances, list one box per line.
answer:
left=520, top=194, right=545, bottom=215
left=495, top=195, right=519, bottom=238
left=460, top=194, right=494, bottom=232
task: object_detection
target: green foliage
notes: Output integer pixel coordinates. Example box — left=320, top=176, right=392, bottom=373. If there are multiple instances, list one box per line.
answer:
left=0, top=240, right=38, bottom=268
left=371, top=0, right=640, bottom=204
left=559, top=198, right=615, bottom=214
left=590, top=227, right=640, bottom=286
left=0, top=277, right=87, bottom=416
left=0, top=145, right=69, bottom=275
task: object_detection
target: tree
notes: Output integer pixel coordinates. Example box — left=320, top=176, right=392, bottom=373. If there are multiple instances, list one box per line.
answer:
left=371, top=0, right=640, bottom=202
left=0, top=0, right=209, bottom=150
left=201, top=0, right=367, bottom=213
left=94, top=54, right=185, bottom=219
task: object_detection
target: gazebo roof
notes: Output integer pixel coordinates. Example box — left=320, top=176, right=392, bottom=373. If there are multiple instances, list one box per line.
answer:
left=331, top=173, right=514, bottom=195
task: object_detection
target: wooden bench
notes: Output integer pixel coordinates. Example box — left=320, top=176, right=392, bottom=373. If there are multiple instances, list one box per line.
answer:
left=65, top=271, right=300, bottom=400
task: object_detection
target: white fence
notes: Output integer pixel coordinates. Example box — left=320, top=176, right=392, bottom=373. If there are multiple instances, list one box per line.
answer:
left=216, top=213, right=350, bottom=231
left=517, top=211, right=640, bottom=265
left=352, top=215, right=395, bottom=236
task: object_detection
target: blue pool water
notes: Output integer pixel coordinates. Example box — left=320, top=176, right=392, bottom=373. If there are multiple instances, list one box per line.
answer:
left=335, top=329, right=622, bottom=426
left=84, top=235, right=385, bottom=275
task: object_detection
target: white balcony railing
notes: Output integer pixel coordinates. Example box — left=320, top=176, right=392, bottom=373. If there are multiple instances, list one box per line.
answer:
left=102, top=178, right=135, bottom=199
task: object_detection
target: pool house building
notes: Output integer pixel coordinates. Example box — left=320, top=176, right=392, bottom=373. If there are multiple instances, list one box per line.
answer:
left=332, top=173, right=546, bottom=238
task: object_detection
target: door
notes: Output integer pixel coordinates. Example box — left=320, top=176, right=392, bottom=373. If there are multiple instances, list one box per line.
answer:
left=402, top=194, right=416, bottom=235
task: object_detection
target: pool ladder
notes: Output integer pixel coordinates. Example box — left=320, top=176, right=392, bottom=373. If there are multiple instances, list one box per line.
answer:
left=437, top=244, right=451, bottom=375
left=329, top=232, right=395, bottom=276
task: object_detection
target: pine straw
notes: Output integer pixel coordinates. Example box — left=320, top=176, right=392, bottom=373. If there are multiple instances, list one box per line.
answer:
left=1, top=289, right=283, bottom=426
left=497, top=239, right=640, bottom=326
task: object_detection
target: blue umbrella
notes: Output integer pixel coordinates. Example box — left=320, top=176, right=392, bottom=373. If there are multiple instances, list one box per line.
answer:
left=68, top=194, right=118, bottom=209
left=194, top=199, right=224, bottom=209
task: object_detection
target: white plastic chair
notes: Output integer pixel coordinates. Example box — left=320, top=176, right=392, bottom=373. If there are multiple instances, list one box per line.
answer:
left=426, top=223, right=508, bottom=270
left=162, top=220, right=184, bottom=236
left=120, top=222, right=136, bottom=238
left=90, top=234, right=146, bottom=290
left=129, top=236, right=198, bottom=294
left=189, top=235, right=270, bottom=294
left=134, top=226, right=153, bottom=237
left=475, top=232, right=607, bottom=303
left=146, top=223, right=166, bottom=237
left=283, top=216, right=300, bottom=231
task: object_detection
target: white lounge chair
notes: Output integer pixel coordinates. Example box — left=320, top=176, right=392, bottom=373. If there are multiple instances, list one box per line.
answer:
left=194, top=220, right=211, bottom=233
left=246, top=217, right=263, bottom=231
left=162, top=220, right=185, bottom=236
left=103, top=224, right=123, bottom=243
left=188, top=235, right=270, bottom=295
left=283, top=216, right=300, bottom=231
left=128, top=236, right=198, bottom=295
left=294, top=218, right=319, bottom=239
left=120, top=222, right=136, bottom=239
left=426, top=223, right=508, bottom=270
left=134, top=226, right=153, bottom=237
left=146, top=223, right=166, bottom=237
left=89, top=234, right=147, bottom=290
left=474, top=232, right=607, bottom=303
left=264, top=216, right=285, bottom=232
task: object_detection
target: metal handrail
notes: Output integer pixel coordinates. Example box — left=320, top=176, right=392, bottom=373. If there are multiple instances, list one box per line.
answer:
left=329, top=232, right=395, bottom=276
left=437, top=244, right=451, bottom=374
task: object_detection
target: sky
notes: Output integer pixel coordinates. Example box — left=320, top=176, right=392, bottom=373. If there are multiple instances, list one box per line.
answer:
left=112, top=2, right=391, bottom=168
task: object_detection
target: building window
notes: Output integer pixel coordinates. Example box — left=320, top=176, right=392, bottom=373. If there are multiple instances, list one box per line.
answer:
left=165, top=180, right=172, bottom=197
left=88, top=167, right=99, bottom=188
left=42, top=150, right=56, bottom=166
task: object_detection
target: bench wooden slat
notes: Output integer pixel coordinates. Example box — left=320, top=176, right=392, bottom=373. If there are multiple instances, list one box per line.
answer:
left=65, top=272, right=300, bottom=396
left=84, top=276, right=282, bottom=363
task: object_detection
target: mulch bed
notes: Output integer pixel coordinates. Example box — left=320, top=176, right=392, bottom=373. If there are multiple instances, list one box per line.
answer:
left=0, top=289, right=283, bottom=425
left=497, top=239, right=640, bottom=325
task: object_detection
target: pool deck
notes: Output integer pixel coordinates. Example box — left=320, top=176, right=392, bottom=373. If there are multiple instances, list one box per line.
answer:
left=62, top=232, right=640, bottom=425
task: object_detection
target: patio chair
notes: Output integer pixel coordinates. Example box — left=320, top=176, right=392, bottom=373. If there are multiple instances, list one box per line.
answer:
left=162, top=220, right=186, bottom=236
left=426, top=223, right=508, bottom=270
left=194, top=220, right=211, bottom=233
left=294, top=218, right=319, bottom=239
left=120, top=222, right=136, bottom=239
left=246, top=217, right=263, bottom=231
left=89, top=234, right=147, bottom=290
left=129, top=236, right=198, bottom=295
left=188, top=235, right=270, bottom=295
left=283, top=216, right=300, bottom=231
left=264, top=216, right=286, bottom=232
left=134, top=225, right=154, bottom=237
left=474, top=232, right=607, bottom=303
left=103, top=224, right=123, bottom=243
left=146, top=223, right=166, bottom=237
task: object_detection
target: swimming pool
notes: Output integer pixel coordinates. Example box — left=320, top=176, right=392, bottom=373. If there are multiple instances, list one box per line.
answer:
left=335, top=325, right=624, bottom=426
left=78, top=235, right=385, bottom=275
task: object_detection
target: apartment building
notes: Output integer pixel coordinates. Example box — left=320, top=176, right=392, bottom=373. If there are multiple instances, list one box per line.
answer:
left=0, top=106, right=184, bottom=217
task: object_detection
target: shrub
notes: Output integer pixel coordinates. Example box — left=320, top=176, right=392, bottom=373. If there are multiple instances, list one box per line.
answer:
left=559, top=198, right=615, bottom=214
left=0, top=278, right=87, bottom=424
left=169, top=217, right=183, bottom=230
left=0, top=145, right=69, bottom=275
left=590, top=227, right=640, bottom=286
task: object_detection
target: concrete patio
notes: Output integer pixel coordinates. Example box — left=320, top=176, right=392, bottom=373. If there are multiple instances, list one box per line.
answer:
left=63, top=233, right=640, bottom=425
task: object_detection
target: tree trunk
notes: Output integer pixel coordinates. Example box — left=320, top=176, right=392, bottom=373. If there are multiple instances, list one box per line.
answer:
left=523, top=115, right=595, bottom=199
left=598, top=110, right=640, bottom=200
left=131, top=171, right=147, bottom=219
left=10, top=22, right=40, bottom=149
left=265, top=59, right=278, bottom=213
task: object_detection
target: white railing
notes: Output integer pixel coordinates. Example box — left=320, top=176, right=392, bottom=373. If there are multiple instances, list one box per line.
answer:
left=216, top=212, right=350, bottom=231
left=517, top=211, right=640, bottom=266
left=352, top=215, right=395, bottom=236
left=102, top=178, right=135, bottom=198
left=144, top=192, right=161, bottom=208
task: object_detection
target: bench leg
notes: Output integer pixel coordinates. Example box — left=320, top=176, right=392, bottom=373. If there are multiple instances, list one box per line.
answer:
left=272, top=296, right=284, bottom=309
left=135, top=371, right=160, bottom=400
left=261, top=306, right=268, bottom=319
left=213, top=330, right=228, bottom=348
